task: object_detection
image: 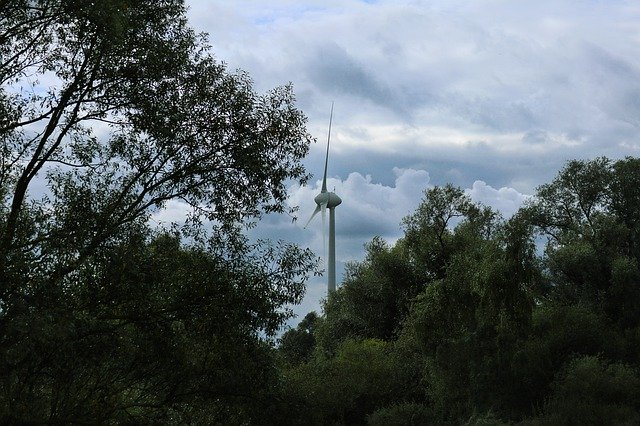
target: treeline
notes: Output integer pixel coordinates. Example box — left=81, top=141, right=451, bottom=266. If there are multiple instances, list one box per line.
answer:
left=278, top=157, right=640, bottom=425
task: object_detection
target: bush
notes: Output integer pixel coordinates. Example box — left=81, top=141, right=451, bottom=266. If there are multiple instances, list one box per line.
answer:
left=367, top=403, right=434, bottom=425
left=531, top=356, right=640, bottom=424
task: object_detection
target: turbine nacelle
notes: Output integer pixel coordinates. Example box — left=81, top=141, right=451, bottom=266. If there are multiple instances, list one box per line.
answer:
left=314, top=191, right=342, bottom=209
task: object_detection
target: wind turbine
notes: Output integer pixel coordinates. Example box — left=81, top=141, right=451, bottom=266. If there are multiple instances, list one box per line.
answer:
left=304, top=103, right=342, bottom=293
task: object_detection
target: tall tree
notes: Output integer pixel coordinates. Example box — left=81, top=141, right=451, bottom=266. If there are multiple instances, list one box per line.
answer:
left=0, top=0, right=311, bottom=287
left=523, top=157, right=640, bottom=327
left=0, top=0, right=315, bottom=422
left=318, top=237, right=421, bottom=348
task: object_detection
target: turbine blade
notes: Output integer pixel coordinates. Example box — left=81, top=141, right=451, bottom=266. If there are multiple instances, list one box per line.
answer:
left=321, top=202, right=327, bottom=260
left=322, top=102, right=334, bottom=192
left=303, top=205, right=321, bottom=229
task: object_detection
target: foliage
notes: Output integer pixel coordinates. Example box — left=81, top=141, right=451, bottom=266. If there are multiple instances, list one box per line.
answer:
left=402, top=184, right=498, bottom=281
left=0, top=0, right=312, bottom=286
left=281, top=338, right=417, bottom=425
left=523, top=157, right=640, bottom=327
left=279, top=311, right=318, bottom=364
left=288, top=157, right=640, bottom=424
left=529, top=356, right=640, bottom=424
left=367, top=402, right=434, bottom=426
left=0, top=229, right=315, bottom=422
left=0, top=0, right=314, bottom=422
left=316, top=237, right=421, bottom=350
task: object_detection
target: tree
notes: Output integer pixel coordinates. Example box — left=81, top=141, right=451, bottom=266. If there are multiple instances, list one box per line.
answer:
left=530, top=356, right=640, bottom=424
left=367, top=403, right=434, bottom=426
left=0, top=0, right=315, bottom=422
left=274, top=160, right=640, bottom=424
left=402, top=184, right=498, bottom=281
left=399, top=190, right=538, bottom=421
left=282, top=338, right=411, bottom=425
left=0, top=228, right=316, bottom=422
left=317, top=237, right=421, bottom=348
left=279, top=311, right=318, bottom=364
left=0, top=0, right=311, bottom=286
left=523, top=157, right=640, bottom=328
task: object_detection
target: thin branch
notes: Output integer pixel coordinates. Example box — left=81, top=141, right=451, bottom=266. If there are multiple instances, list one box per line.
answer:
left=36, top=158, right=105, bottom=169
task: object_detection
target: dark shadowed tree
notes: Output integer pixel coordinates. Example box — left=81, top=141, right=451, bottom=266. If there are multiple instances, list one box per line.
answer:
left=317, top=237, right=421, bottom=349
left=0, top=0, right=314, bottom=422
left=397, top=187, right=540, bottom=421
left=0, top=0, right=311, bottom=286
left=279, top=311, right=319, bottom=364
left=522, top=157, right=640, bottom=328
left=277, top=160, right=640, bottom=424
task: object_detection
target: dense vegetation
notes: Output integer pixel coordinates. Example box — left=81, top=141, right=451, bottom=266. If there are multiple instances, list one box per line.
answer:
left=3, top=1, right=640, bottom=424
left=280, top=158, right=640, bottom=424
left=0, top=1, right=315, bottom=422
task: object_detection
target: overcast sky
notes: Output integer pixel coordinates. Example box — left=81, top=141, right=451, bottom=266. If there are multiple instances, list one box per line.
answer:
left=177, top=0, right=640, bottom=326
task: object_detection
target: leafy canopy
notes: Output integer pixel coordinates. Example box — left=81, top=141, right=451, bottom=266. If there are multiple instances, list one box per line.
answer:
left=0, top=0, right=316, bottom=422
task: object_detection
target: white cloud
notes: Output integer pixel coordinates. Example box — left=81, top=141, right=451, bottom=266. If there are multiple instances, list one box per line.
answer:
left=150, top=199, right=191, bottom=226
left=288, top=167, right=430, bottom=256
left=466, top=180, right=531, bottom=218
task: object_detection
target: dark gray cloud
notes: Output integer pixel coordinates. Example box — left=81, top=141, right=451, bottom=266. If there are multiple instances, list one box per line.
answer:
left=522, top=129, right=549, bottom=145
left=304, top=42, right=434, bottom=120
left=308, top=43, right=391, bottom=103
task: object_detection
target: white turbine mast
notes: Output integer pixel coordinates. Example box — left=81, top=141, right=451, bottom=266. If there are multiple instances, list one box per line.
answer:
left=304, top=103, right=342, bottom=293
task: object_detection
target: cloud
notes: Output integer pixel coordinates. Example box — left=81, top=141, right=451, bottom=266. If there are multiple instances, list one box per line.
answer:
left=150, top=199, right=191, bottom=226
left=287, top=167, right=430, bottom=255
left=466, top=180, right=531, bottom=218
left=307, top=43, right=394, bottom=107
left=187, top=0, right=640, bottom=187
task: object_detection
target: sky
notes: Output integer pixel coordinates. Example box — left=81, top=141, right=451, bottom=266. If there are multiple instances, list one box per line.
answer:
left=176, top=0, right=640, bottom=326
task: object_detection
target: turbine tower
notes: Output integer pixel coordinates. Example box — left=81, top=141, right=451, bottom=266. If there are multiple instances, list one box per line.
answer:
left=304, top=103, right=342, bottom=293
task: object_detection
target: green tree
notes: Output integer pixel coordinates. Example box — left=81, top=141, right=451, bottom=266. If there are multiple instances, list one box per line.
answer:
left=279, top=311, right=318, bottom=364
left=523, top=157, right=640, bottom=328
left=402, top=184, right=494, bottom=281
left=1, top=229, right=316, bottom=422
left=281, top=159, right=640, bottom=424
left=0, top=0, right=311, bottom=285
left=511, top=304, right=627, bottom=417
left=528, top=356, right=640, bottom=424
left=400, top=192, right=538, bottom=421
left=367, top=402, right=434, bottom=426
left=317, top=237, right=421, bottom=348
left=283, top=338, right=412, bottom=425
left=316, top=186, right=502, bottom=351
left=0, top=0, right=314, bottom=422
